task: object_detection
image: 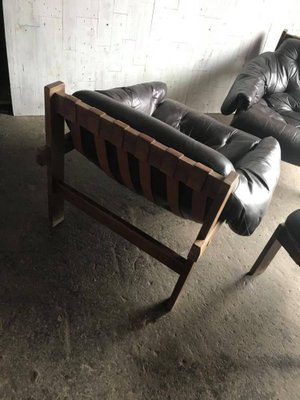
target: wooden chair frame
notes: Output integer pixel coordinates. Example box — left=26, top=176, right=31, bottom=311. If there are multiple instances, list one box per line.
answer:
left=275, top=29, right=300, bottom=50
left=247, top=223, right=300, bottom=276
left=38, top=81, right=239, bottom=311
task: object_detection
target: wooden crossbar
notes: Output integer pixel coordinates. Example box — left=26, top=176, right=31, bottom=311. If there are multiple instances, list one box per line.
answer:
left=57, top=180, right=186, bottom=275
left=39, top=81, right=239, bottom=311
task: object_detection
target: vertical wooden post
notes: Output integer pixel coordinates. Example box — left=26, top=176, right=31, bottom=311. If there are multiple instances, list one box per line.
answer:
left=166, top=171, right=239, bottom=310
left=247, top=225, right=282, bottom=276
left=166, top=260, right=194, bottom=310
left=44, top=82, right=65, bottom=227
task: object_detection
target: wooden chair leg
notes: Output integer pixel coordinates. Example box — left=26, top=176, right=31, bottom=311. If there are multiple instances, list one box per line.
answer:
left=44, top=82, right=66, bottom=227
left=166, top=218, right=227, bottom=310
left=247, top=225, right=283, bottom=276
left=166, top=261, right=194, bottom=311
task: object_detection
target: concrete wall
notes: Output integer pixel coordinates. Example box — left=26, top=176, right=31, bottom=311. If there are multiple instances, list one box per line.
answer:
left=3, top=0, right=300, bottom=115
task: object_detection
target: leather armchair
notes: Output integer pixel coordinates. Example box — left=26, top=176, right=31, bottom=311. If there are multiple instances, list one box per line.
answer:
left=73, top=82, right=280, bottom=236
left=221, top=38, right=300, bottom=166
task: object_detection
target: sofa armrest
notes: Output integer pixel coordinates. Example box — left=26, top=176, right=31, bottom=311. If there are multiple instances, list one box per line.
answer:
left=221, top=73, right=266, bottom=115
left=223, top=136, right=281, bottom=235
left=221, top=52, right=278, bottom=115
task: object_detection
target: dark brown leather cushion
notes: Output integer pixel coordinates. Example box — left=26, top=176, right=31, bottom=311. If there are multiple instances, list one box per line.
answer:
left=231, top=99, right=300, bottom=165
left=96, top=81, right=167, bottom=116
left=221, top=39, right=300, bottom=166
left=73, top=82, right=281, bottom=236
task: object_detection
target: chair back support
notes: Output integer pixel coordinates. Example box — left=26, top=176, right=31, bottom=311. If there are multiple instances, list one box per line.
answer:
left=41, top=81, right=240, bottom=310
left=53, top=87, right=238, bottom=226
left=275, top=29, right=300, bottom=50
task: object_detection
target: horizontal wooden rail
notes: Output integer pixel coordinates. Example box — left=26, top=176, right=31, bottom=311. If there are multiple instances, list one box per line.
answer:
left=56, top=180, right=188, bottom=275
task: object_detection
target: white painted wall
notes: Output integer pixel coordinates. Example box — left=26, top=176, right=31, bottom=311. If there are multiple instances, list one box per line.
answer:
left=3, top=0, right=300, bottom=115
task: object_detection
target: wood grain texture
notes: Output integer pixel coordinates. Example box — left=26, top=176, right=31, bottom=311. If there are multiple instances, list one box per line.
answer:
left=44, top=82, right=65, bottom=227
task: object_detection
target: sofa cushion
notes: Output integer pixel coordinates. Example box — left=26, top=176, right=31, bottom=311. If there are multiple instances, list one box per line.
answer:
left=96, top=81, right=167, bottom=116
left=73, top=89, right=234, bottom=176
left=232, top=99, right=300, bottom=165
left=222, top=39, right=300, bottom=166
left=265, top=92, right=300, bottom=114
left=153, top=99, right=259, bottom=164
left=72, top=83, right=280, bottom=236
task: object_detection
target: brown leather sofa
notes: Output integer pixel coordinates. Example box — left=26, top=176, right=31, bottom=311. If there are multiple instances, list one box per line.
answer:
left=73, top=81, right=281, bottom=236
left=221, top=38, right=300, bottom=166
left=39, top=81, right=281, bottom=309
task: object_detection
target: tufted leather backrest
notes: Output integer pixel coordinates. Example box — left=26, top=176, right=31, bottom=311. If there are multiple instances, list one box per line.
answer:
left=96, top=81, right=167, bottom=116
left=265, top=39, right=300, bottom=112
left=153, top=99, right=259, bottom=164
left=221, top=38, right=300, bottom=115
left=73, top=82, right=280, bottom=236
left=73, top=85, right=234, bottom=177
left=276, top=39, right=300, bottom=86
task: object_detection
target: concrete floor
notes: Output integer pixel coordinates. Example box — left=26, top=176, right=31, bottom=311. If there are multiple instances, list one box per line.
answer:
left=0, top=113, right=300, bottom=400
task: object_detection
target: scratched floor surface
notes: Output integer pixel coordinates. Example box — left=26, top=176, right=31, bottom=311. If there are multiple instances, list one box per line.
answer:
left=0, top=114, right=300, bottom=399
